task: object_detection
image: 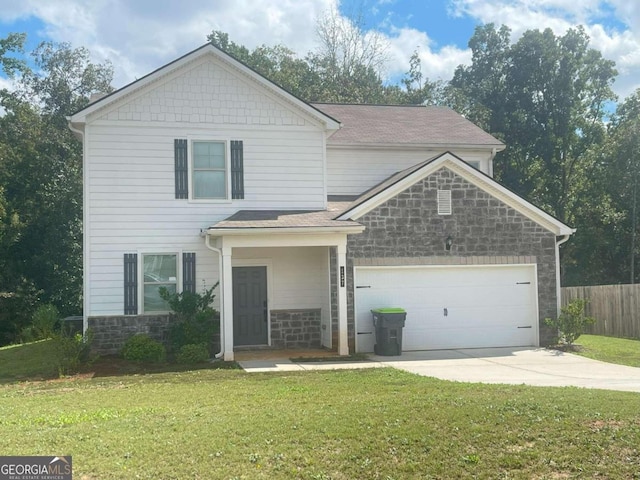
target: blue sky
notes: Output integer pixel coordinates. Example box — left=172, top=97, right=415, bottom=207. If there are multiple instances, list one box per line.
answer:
left=1, top=0, right=639, bottom=100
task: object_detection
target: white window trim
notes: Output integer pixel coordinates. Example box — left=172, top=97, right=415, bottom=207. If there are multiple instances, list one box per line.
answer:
left=187, top=137, right=233, bottom=203
left=139, top=251, right=182, bottom=314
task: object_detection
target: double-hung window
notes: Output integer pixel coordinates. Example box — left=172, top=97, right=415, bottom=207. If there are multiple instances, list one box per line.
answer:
left=143, top=254, right=177, bottom=312
left=175, top=139, right=243, bottom=200
left=192, top=141, right=227, bottom=200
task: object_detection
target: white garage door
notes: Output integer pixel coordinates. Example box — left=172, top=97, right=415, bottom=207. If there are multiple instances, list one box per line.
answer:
left=355, top=265, right=538, bottom=352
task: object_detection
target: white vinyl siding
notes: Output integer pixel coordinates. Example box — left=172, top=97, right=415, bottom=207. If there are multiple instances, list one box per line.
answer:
left=326, top=147, right=494, bottom=196
left=85, top=127, right=325, bottom=316
left=233, top=246, right=331, bottom=348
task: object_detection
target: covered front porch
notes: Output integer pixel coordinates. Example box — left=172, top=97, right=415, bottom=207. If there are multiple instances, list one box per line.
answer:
left=205, top=209, right=363, bottom=361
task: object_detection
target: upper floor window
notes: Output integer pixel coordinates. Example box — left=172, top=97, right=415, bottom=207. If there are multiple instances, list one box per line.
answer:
left=174, top=139, right=243, bottom=201
left=467, top=160, right=480, bottom=170
left=193, top=141, right=227, bottom=199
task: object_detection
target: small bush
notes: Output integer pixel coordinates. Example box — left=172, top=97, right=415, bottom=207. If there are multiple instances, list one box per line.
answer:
left=176, top=343, right=210, bottom=364
left=53, top=329, right=95, bottom=376
left=18, top=325, right=37, bottom=343
left=121, top=334, right=166, bottom=363
left=545, top=299, right=596, bottom=346
left=160, top=284, right=220, bottom=355
left=32, top=304, right=59, bottom=339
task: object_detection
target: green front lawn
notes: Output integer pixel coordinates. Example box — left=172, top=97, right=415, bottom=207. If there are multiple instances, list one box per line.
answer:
left=1, top=367, right=639, bottom=479
left=575, top=334, right=640, bottom=368
left=0, top=339, right=59, bottom=381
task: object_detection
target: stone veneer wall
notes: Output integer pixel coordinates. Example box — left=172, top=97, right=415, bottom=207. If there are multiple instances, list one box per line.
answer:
left=270, top=309, right=322, bottom=349
left=334, top=167, right=558, bottom=351
left=88, top=315, right=221, bottom=355
left=88, top=315, right=172, bottom=355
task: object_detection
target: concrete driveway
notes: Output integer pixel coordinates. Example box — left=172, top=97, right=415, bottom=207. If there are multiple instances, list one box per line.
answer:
left=372, top=347, right=640, bottom=393
left=239, top=347, right=640, bottom=393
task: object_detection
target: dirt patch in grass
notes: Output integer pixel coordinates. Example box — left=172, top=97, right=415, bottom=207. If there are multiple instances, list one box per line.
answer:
left=546, top=344, right=585, bottom=353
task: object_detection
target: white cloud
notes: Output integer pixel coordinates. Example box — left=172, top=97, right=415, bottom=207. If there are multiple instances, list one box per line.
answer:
left=450, top=0, right=640, bottom=99
left=2, top=0, right=640, bottom=100
left=0, top=0, right=336, bottom=87
left=384, top=27, right=470, bottom=82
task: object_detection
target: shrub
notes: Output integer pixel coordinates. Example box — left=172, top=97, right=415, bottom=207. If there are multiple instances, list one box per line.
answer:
left=545, top=299, right=596, bottom=346
left=176, top=343, right=210, bottom=364
left=53, top=329, right=95, bottom=376
left=159, top=284, right=220, bottom=355
left=18, top=325, right=37, bottom=343
left=32, top=303, right=59, bottom=339
left=120, top=334, right=166, bottom=363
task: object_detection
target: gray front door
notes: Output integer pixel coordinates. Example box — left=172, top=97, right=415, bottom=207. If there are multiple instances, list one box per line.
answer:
left=233, top=266, right=268, bottom=346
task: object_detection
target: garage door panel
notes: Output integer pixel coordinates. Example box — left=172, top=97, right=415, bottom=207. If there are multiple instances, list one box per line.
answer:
left=355, top=265, right=538, bottom=352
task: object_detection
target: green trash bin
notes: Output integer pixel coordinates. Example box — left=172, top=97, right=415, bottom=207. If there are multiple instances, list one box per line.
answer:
left=371, top=308, right=406, bottom=356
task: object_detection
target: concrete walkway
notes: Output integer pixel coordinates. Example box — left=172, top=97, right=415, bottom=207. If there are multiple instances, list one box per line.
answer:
left=238, top=347, right=640, bottom=393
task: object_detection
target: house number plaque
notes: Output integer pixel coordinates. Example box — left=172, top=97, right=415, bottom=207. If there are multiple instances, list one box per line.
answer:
left=340, top=266, right=345, bottom=287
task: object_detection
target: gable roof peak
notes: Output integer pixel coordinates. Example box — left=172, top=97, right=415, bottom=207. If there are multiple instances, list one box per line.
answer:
left=338, top=151, right=574, bottom=236
left=69, top=43, right=340, bottom=129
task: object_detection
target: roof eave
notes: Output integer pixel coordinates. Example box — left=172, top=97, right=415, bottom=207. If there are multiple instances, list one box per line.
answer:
left=206, top=225, right=365, bottom=236
left=326, top=142, right=506, bottom=151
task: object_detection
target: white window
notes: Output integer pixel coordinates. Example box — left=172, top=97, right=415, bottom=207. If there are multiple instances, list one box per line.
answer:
left=437, top=189, right=452, bottom=215
left=143, top=254, right=178, bottom=312
left=192, top=141, right=227, bottom=199
left=467, top=160, right=480, bottom=170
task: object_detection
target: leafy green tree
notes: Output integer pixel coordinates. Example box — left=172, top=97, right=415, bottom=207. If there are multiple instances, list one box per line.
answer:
left=452, top=25, right=616, bottom=224
left=209, top=9, right=405, bottom=105
left=0, top=35, right=113, bottom=344
left=397, top=50, right=440, bottom=105
left=590, top=90, right=640, bottom=284
left=207, top=31, right=320, bottom=101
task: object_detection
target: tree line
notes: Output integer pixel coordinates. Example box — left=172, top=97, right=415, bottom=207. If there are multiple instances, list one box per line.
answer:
left=0, top=17, right=638, bottom=345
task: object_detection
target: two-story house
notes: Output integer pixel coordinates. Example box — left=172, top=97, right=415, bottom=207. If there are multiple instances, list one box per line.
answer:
left=68, top=43, right=574, bottom=361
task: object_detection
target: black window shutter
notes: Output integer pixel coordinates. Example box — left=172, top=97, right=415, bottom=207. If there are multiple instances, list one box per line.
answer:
left=183, top=252, right=196, bottom=294
left=175, top=139, right=188, bottom=199
left=230, top=140, right=244, bottom=199
left=124, top=253, right=138, bottom=315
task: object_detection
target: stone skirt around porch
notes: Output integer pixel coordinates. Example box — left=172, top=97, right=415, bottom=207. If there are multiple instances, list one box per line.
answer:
left=270, top=309, right=322, bottom=349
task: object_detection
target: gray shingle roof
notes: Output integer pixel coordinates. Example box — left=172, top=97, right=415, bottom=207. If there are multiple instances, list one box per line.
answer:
left=210, top=202, right=356, bottom=230
left=311, top=103, right=504, bottom=147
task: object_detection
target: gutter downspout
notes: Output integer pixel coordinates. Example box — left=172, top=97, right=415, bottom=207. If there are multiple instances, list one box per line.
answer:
left=555, top=234, right=573, bottom=316
left=488, top=147, right=498, bottom=177
left=67, top=119, right=88, bottom=335
left=204, top=232, right=225, bottom=360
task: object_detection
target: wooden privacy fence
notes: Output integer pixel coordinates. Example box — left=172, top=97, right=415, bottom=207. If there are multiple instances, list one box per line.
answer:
left=561, top=284, right=640, bottom=339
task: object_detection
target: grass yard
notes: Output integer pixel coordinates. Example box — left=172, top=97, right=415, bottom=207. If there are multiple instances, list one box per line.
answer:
left=0, top=339, right=59, bottom=381
left=1, top=367, right=639, bottom=479
left=575, top=334, right=640, bottom=368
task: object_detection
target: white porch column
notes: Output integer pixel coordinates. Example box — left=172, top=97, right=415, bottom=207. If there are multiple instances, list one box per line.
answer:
left=336, top=242, right=349, bottom=356
left=222, top=246, right=234, bottom=361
